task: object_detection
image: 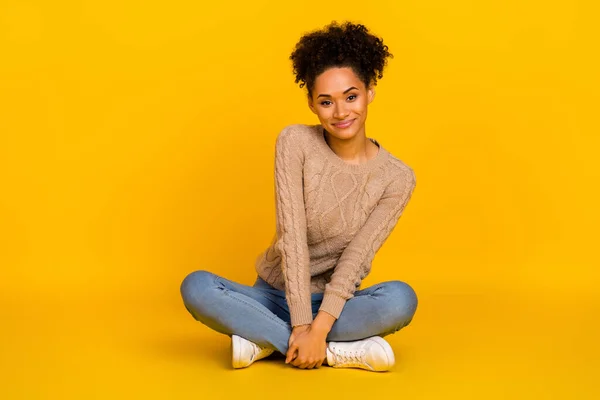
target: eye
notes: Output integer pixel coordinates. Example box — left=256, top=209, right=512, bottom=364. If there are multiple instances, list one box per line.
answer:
left=348, top=94, right=357, bottom=101
left=320, top=100, right=332, bottom=106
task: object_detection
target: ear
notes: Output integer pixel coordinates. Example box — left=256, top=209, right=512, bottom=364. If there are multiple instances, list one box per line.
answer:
left=307, top=94, right=317, bottom=115
left=367, top=84, right=376, bottom=105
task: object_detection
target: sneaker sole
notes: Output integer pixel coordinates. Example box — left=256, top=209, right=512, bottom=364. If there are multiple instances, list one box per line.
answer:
left=232, top=335, right=274, bottom=369
left=231, top=335, right=245, bottom=369
left=369, top=336, right=395, bottom=371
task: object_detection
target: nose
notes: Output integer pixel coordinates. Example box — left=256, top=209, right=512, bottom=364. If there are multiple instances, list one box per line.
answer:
left=333, top=104, right=349, bottom=119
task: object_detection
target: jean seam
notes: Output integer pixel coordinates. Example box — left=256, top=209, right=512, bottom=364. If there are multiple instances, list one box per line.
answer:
left=368, top=285, right=385, bottom=297
left=211, top=274, right=289, bottom=329
left=220, top=286, right=291, bottom=330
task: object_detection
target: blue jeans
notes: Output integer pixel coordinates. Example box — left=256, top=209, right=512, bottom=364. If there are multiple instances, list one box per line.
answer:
left=180, top=270, right=418, bottom=355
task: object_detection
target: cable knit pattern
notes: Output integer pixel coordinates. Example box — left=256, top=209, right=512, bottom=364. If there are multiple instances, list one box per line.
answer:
left=254, top=123, right=416, bottom=327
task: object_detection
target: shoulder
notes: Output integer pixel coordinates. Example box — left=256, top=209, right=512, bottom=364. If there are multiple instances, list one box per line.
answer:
left=385, top=153, right=417, bottom=190
left=275, top=123, right=316, bottom=153
left=276, top=123, right=315, bottom=143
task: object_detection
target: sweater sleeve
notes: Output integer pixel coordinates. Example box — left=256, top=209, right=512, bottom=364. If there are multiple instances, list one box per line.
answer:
left=273, top=126, right=313, bottom=327
left=319, top=167, right=417, bottom=319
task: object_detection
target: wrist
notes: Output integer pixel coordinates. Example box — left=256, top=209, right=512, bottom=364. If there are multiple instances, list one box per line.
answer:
left=292, top=324, right=311, bottom=333
left=311, top=313, right=334, bottom=336
left=310, top=322, right=330, bottom=338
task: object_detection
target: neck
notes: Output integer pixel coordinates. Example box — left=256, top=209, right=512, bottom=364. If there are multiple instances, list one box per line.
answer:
left=323, top=126, right=375, bottom=164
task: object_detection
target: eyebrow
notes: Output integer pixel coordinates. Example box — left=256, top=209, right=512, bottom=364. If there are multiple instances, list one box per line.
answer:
left=317, top=86, right=359, bottom=99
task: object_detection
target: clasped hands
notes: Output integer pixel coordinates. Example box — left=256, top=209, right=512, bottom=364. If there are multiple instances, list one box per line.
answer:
left=285, top=323, right=328, bottom=369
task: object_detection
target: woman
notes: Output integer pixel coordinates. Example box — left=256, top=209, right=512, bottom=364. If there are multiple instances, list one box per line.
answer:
left=180, top=20, right=418, bottom=372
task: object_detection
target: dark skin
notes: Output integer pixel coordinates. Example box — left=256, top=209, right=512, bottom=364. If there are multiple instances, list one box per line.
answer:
left=285, top=311, right=336, bottom=369
left=285, top=66, right=378, bottom=369
left=308, top=66, right=378, bottom=165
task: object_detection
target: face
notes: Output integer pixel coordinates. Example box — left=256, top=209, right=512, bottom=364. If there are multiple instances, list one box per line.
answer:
left=308, top=66, right=375, bottom=140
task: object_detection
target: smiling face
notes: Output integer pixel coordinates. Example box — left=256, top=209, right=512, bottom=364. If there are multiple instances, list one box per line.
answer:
left=308, top=66, right=375, bottom=140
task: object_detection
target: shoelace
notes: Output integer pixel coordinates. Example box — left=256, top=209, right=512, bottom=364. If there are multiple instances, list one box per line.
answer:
left=330, top=346, right=367, bottom=366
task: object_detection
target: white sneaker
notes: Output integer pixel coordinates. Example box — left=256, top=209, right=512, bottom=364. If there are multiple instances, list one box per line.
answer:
left=231, top=334, right=275, bottom=369
left=326, top=336, right=395, bottom=372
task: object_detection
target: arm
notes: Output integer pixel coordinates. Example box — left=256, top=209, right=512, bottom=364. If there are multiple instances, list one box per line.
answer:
left=311, top=310, right=337, bottom=335
left=273, top=127, right=313, bottom=327
left=318, top=167, right=417, bottom=320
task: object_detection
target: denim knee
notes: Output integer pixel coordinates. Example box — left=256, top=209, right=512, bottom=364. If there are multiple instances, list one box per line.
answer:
left=180, top=269, right=215, bottom=310
left=381, top=280, right=418, bottom=328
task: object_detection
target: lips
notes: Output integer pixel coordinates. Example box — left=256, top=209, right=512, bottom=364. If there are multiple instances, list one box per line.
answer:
left=333, top=119, right=355, bottom=128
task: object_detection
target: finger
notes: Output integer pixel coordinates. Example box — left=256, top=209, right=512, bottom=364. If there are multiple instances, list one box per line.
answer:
left=291, top=356, right=304, bottom=367
left=291, top=355, right=303, bottom=367
left=286, top=349, right=297, bottom=364
left=285, top=344, right=298, bottom=364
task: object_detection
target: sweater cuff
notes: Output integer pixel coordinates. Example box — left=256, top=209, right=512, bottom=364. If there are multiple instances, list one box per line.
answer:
left=289, top=301, right=314, bottom=327
left=319, top=291, right=348, bottom=320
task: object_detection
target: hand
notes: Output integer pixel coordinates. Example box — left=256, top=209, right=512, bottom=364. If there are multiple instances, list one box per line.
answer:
left=287, top=324, right=310, bottom=349
left=285, top=324, right=328, bottom=369
left=286, top=325, right=309, bottom=365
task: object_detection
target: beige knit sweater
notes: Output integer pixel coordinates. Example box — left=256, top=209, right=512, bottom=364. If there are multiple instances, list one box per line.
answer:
left=254, top=123, right=417, bottom=327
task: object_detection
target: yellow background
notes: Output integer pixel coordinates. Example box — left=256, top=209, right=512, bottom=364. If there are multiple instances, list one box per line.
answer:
left=1, top=0, right=598, bottom=398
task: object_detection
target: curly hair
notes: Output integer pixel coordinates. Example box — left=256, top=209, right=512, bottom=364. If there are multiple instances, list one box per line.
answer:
left=289, top=21, right=393, bottom=97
